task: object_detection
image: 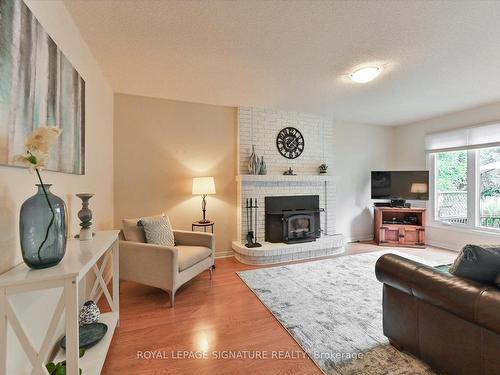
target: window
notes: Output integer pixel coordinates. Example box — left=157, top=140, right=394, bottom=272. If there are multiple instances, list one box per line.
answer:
left=431, top=146, right=500, bottom=231
left=479, top=147, right=500, bottom=229
left=435, top=150, right=468, bottom=224
left=427, top=123, right=500, bottom=233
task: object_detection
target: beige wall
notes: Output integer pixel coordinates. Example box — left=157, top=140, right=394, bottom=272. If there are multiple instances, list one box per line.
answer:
left=333, top=122, right=396, bottom=241
left=394, top=100, right=500, bottom=250
left=114, top=94, right=237, bottom=255
left=1, top=1, right=114, bottom=373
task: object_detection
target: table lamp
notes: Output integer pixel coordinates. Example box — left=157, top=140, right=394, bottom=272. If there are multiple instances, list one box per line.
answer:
left=192, top=177, right=216, bottom=223
left=411, top=183, right=428, bottom=200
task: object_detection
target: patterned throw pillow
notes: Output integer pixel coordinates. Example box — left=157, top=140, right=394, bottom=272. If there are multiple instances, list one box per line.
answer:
left=138, top=214, right=175, bottom=247
left=449, top=244, right=500, bottom=285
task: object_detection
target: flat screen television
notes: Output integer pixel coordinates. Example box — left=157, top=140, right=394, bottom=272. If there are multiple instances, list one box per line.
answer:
left=371, top=171, right=429, bottom=201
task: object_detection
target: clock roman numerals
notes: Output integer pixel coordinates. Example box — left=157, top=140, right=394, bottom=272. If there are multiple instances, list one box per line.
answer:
left=275, top=127, right=304, bottom=159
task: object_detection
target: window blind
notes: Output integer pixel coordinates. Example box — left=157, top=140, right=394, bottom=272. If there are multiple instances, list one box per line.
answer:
left=425, top=122, right=500, bottom=153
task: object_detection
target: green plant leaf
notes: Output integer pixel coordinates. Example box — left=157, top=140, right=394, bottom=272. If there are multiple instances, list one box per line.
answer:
left=27, top=154, right=37, bottom=165
left=79, top=348, right=86, bottom=358
left=46, top=362, right=56, bottom=374
left=55, top=365, right=66, bottom=375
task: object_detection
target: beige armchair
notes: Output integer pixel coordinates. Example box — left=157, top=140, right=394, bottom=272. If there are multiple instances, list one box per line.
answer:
left=119, top=218, right=215, bottom=307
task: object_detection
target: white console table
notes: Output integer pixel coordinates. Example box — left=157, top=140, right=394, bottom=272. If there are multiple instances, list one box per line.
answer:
left=0, top=230, right=120, bottom=375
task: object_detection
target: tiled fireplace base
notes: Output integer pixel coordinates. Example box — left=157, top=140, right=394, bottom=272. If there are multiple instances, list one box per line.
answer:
left=232, top=234, right=345, bottom=265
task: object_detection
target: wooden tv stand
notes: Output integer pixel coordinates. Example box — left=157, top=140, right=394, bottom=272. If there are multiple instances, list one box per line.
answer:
left=374, top=207, right=426, bottom=248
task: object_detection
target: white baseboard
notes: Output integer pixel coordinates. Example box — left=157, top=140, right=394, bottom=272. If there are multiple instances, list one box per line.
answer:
left=345, top=235, right=374, bottom=243
left=215, top=250, right=234, bottom=259
left=425, top=239, right=458, bottom=252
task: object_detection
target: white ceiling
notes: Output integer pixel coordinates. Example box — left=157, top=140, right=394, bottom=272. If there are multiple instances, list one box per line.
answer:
left=64, top=0, right=500, bottom=126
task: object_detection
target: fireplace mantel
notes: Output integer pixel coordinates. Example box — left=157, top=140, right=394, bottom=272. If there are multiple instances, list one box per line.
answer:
left=236, top=174, right=339, bottom=183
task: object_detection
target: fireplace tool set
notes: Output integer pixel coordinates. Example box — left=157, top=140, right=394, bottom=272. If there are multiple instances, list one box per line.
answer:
left=245, top=198, right=262, bottom=248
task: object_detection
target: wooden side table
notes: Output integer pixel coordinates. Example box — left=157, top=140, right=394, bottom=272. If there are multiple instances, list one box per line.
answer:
left=192, top=220, right=215, bottom=233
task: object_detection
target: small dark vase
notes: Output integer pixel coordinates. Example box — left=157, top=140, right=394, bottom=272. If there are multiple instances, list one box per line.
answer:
left=20, top=184, right=68, bottom=269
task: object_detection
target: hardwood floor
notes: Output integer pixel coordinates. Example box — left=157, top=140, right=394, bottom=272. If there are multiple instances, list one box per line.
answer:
left=100, top=242, right=455, bottom=375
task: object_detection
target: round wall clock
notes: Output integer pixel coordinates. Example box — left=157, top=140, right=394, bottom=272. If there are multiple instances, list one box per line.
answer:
left=276, top=127, right=304, bottom=159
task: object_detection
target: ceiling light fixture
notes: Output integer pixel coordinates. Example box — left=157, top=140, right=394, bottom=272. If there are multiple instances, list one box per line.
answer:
left=349, top=66, right=382, bottom=83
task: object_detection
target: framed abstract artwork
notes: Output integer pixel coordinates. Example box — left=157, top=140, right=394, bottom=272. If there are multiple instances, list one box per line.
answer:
left=0, top=0, right=85, bottom=175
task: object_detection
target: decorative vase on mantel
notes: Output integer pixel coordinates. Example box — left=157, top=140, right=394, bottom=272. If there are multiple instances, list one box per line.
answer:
left=20, top=184, right=68, bottom=269
left=259, top=156, right=267, bottom=175
left=248, top=145, right=261, bottom=175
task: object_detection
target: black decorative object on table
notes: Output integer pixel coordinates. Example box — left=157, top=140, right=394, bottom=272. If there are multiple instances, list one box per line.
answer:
left=283, top=167, right=296, bottom=176
left=245, top=198, right=262, bottom=248
left=60, top=322, right=108, bottom=350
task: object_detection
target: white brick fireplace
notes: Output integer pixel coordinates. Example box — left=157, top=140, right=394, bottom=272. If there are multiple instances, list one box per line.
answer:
left=232, top=107, right=345, bottom=264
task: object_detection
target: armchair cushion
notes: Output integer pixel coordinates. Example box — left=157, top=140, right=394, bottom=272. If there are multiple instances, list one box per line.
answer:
left=177, top=246, right=212, bottom=271
left=122, top=218, right=146, bottom=243
left=139, top=214, right=175, bottom=247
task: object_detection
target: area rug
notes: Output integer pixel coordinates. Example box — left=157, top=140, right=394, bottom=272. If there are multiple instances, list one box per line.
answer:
left=237, top=250, right=439, bottom=375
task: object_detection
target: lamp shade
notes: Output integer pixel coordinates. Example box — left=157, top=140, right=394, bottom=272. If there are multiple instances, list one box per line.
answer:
left=411, top=183, right=428, bottom=194
left=192, top=177, right=216, bottom=195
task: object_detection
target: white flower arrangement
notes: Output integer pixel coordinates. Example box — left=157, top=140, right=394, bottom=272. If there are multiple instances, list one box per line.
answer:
left=13, top=126, right=62, bottom=171
left=14, top=126, right=62, bottom=263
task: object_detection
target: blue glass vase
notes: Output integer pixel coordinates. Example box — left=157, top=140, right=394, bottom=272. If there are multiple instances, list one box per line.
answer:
left=20, top=184, right=68, bottom=269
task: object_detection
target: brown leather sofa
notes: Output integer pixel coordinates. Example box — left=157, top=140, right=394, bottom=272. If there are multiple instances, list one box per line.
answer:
left=375, top=254, right=500, bottom=375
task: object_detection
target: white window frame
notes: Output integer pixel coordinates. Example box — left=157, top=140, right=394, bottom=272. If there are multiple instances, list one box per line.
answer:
left=428, top=147, right=500, bottom=236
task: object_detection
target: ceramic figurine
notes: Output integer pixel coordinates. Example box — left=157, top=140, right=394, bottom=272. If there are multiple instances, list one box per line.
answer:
left=79, top=300, right=100, bottom=326
left=76, top=193, right=94, bottom=241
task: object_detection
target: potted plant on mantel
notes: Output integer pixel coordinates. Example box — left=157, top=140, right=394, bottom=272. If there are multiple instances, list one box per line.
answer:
left=319, top=163, right=328, bottom=175
left=14, top=126, right=68, bottom=269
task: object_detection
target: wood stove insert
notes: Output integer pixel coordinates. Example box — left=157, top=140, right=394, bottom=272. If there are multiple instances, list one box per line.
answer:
left=265, top=195, right=322, bottom=244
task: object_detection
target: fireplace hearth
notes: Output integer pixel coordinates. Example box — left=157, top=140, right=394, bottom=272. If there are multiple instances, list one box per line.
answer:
left=265, top=195, right=321, bottom=244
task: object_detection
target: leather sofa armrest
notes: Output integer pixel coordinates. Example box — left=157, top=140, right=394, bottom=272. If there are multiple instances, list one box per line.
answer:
left=375, top=254, right=424, bottom=294
left=477, top=288, right=500, bottom=335
left=376, top=253, right=500, bottom=334
left=173, top=230, right=214, bottom=251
